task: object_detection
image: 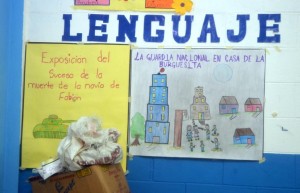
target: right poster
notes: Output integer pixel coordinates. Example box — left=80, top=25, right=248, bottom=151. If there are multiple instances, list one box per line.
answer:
left=129, top=48, right=265, bottom=160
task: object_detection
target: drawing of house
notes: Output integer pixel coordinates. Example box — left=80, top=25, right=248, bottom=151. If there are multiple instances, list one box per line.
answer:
left=233, top=128, right=255, bottom=144
left=145, top=72, right=170, bottom=144
left=190, top=86, right=211, bottom=120
left=219, top=96, right=239, bottom=114
left=244, top=98, right=262, bottom=112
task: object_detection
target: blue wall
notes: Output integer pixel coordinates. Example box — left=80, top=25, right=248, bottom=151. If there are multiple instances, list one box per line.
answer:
left=19, top=154, right=300, bottom=193
left=0, top=0, right=23, bottom=193
left=1, top=1, right=300, bottom=193
left=0, top=0, right=8, bottom=191
left=126, top=155, right=300, bottom=193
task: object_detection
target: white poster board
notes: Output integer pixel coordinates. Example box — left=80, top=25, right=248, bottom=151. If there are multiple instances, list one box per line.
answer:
left=129, top=48, right=265, bottom=160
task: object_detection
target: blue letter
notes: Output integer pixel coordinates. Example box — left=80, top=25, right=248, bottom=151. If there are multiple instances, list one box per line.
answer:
left=172, top=15, right=193, bottom=43
left=87, top=14, right=109, bottom=42
left=144, top=15, right=165, bottom=42
left=257, top=14, right=281, bottom=43
left=227, top=15, right=250, bottom=42
left=62, top=14, right=82, bottom=41
left=198, top=14, right=220, bottom=43
left=116, top=15, right=138, bottom=42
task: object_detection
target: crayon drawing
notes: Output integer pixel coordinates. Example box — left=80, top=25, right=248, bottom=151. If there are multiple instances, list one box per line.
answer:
left=129, top=48, right=265, bottom=160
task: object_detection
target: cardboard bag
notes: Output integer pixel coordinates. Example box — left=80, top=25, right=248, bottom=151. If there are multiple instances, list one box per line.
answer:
left=30, top=163, right=130, bottom=193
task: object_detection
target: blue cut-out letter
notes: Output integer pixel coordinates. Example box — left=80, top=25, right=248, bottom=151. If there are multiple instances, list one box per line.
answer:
left=172, top=15, right=193, bottom=44
left=198, top=14, right=220, bottom=43
left=227, top=15, right=250, bottom=42
left=144, top=15, right=165, bottom=43
left=116, top=15, right=138, bottom=42
left=257, top=14, right=281, bottom=43
left=87, top=14, right=109, bottom=42
left=62, top=14, right=82, bottom=41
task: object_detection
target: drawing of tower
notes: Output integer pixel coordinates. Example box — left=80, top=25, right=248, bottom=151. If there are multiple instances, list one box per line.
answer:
left=173, top=110, right=188, bottom=148
left=145, top=69, right=170, bottom=144
left=190, top=86, right=211, bottom=121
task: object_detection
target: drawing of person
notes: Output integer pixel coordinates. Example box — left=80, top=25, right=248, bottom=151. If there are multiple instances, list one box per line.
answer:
left=212, top=124, right=219, bottom=136
left=200, top=140, right=205, bottom=152
left=211, top=137, right=222, bottom=151
left=186, top=125, right=193, bottom=142
left=189, top=141, right=196, bottom=152
left=192, top=120, right=197, bottom=129
left=205, top=124, right=210, bottom=140
left=194, top=128, right=200, bottom=140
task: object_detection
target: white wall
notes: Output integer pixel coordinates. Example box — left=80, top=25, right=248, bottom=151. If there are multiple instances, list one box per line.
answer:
left=23, top=0, right=300, bottom=154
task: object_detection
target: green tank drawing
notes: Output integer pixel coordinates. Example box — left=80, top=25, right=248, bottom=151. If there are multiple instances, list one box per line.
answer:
left=32, top=114, right=75, bottom=139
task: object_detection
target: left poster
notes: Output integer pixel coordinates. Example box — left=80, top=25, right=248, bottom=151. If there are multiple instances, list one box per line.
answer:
left=21, top=43, right=130, bottom=169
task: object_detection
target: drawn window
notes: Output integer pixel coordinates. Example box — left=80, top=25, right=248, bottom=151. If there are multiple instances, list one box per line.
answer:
left=152, top=93, right=156, bottom=98
left=205, top=106, right=208, bottom=110
left=152, top=88, right=156, bottom=91
left=161, top=114, right=165, bottom=120
left=154, top=79, right=157, bottom=83
left=150, top=113, right=153, bottom=120
left=150, top=106, right=153, bottom=111
left=193, top=106, right=196, bottom=110
left=198, top=112, right=203, bottom=120
left=201, top=98, right=205, bottom=103
left=161, top=78, right=165, bottom=83
left=148, top=127, right=152, bottom=133
left=163, top=127, right=166, bottom=135
left=195, top=98, right=199, bottom=103
left=162, top=106, right=165, bottom=111
left=152, top=99, right=156, bottom=103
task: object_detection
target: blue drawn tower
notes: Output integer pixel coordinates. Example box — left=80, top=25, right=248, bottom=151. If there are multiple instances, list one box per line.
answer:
left=145, top=69, right=170, bottom=144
